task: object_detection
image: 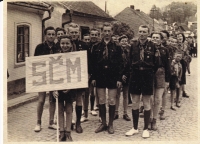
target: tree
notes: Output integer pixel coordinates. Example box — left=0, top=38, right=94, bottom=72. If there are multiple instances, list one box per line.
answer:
left=162, top=2, right=197, bottom=24
left=112, top=22, right=134, bottom=40
left=149, top=5, right=162, bottom=20
left=175, top=8, right=184, bottom=23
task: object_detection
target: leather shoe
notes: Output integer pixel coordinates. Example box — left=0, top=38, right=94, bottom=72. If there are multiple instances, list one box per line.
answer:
left=76, top=124, right=83, bottom=133
left=95, top=124, right=107, bottom=133
left=59, top=131, right=66, bottom=141
left=66, top=132, right=73, bottom=141
left=123, top=114, right=131, bottom=121
left=114, top=114, right=119, bottom=120
left=183, top=91, right=189, bottom=98
left=108, top=125, right=114, bottom=134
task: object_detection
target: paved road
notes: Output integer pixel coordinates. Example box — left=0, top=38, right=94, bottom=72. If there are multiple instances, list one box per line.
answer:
left=7, top=58, right=198, bottom=142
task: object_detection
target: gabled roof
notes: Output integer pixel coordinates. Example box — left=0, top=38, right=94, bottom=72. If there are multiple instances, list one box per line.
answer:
left=179, top=24, right=190, bottom=31
left=8, top=1, right=51, bottom=10
left=61, top=1, right=114, bottom=20
left=114, top=7, right=163, bottom=36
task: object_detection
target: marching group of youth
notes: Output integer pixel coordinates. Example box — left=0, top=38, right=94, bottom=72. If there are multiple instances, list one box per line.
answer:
left=33, top=21, right=193, bottom=141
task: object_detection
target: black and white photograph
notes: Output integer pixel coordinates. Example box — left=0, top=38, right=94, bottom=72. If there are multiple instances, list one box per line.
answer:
left=4, top=0, right=199, bottom=143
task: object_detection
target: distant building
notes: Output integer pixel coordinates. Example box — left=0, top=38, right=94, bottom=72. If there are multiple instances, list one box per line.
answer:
left=114, top=5, right=164, bottom=37
left=45, top=1, right=114, bottom=39
left=61, top=1, right=114, bottom=39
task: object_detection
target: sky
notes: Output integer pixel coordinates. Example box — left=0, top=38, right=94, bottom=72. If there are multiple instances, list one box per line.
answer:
left=68, top=0, right=197, bottom=16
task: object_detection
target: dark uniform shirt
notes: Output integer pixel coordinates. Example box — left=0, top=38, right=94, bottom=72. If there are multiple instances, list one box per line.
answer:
left=91, top=39, right=123, bottom=82
left=73, top=40, right=92, bottom=75
left=154, top=44, right=170, bottom=82
left=34, top=41, right=58, bottom=56
left=129, top=40, right=155, bottom=69
left=127, top=39, right=156, bottom=95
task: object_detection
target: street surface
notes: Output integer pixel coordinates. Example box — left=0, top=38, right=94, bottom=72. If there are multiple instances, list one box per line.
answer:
left=7, top=58, right=198, bottom=142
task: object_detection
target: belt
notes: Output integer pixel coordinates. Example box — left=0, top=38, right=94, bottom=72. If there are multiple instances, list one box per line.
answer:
left=134, top=67, right=152, bottom=70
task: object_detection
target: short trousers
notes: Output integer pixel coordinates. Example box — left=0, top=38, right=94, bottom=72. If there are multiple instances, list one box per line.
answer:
left=169, top=75, right=178, bottom=90
left=58, top=90, right=76, bottom=103
left=129, top=69, right=154, bottom=95
left=154, top=67, right=165, bottom=88
left=96, top=68, right=119, bottom=89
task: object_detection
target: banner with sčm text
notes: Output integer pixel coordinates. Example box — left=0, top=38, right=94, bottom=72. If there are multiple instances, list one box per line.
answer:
left=26, top=51, right=88, bottom=93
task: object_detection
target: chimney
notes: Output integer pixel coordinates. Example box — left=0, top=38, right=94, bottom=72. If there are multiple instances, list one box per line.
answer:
left=136, top=9, right=140, bottom=12
left=130, top=5, right=134, bottom=9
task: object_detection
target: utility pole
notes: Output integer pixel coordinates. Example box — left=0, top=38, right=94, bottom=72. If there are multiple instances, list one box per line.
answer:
left=105, top=1, right=107, bottom=13
left=151, top=7, right=157, bottom=31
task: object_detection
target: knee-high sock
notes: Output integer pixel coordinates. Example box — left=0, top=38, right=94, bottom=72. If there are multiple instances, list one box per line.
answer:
left=99, top=104, right=106, bottom=125
left=75, top=105, right=82, bottom=125
left=108, top=105, right=115, bottom=126
left=90, top=96, right=95, bottom=110
left=132, top=109, right=139, bottom=130
left=144, top=110, right=151, bottom=130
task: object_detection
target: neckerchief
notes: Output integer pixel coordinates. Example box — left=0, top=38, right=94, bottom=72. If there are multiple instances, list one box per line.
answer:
left=155, top=44, right=163, bottom=66
left=103, top=45, right=108, bottom=59
left=139, top=39, right=148, bottom=61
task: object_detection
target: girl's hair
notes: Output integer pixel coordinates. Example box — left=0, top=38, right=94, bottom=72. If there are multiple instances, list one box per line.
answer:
left=59, top=35, right=76, bottom=51
left=176, top=32, right=186, bottom=42
left=55, top=27, right=66, bottom=35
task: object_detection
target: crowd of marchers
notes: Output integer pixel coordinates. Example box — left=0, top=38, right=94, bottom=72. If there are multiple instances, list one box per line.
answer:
left=33, top=21, right=196, bottom=141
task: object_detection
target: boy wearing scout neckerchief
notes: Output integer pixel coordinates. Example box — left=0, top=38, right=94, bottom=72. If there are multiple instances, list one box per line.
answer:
left=125, top=25, right=156, bottom=138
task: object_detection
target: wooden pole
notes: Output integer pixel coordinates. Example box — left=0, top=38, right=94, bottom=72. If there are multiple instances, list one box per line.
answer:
left=56, top=98, right=59, bottom=142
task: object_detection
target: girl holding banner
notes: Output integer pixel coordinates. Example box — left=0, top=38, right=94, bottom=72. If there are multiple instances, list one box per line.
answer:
left=53, top=35, right=76, bottom=142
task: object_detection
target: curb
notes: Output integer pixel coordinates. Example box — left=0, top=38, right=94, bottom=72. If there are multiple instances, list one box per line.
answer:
left=8, top=94, right=38, bottom=111
left=8, top=92, right=51, bottom=111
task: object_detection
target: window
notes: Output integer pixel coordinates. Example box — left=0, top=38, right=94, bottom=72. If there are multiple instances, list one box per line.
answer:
left=80, top=26, right=90, bottom=39
left=17, top=25, right=29, bottom=63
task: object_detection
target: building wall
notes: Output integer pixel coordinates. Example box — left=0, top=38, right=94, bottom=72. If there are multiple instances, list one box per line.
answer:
left=63, top=14, right=109, bottom=39
left=7, top=5, right=43, bottom=94
left=45, top=6, right=66, bottom=29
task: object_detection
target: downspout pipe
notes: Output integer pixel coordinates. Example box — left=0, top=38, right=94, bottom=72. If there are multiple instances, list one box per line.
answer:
left=62, top=9, right=73, bottom=28
left=42, top=6, right=54, bottom=41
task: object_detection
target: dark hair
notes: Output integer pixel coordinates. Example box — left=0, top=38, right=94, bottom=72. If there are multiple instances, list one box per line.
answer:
left=176, top=32, right=186, bottom=42
left=111, top=34, right=119, bottom=38
left=83, top=33, right=90, bottom=37
left=139, top=25, right=150, bottom=33
left=102, top=22, right=113, bottom=31
left=44, top=26, right=55, bottom=35
left=59, top=35, right=76, bottom=51
left=55, top=27, right=66, bottom=35
left=151, top=32, right=164, bottom=40
left=160, top=30, right=170, bottom=38
left=118, top=35, right=128, bottom=42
